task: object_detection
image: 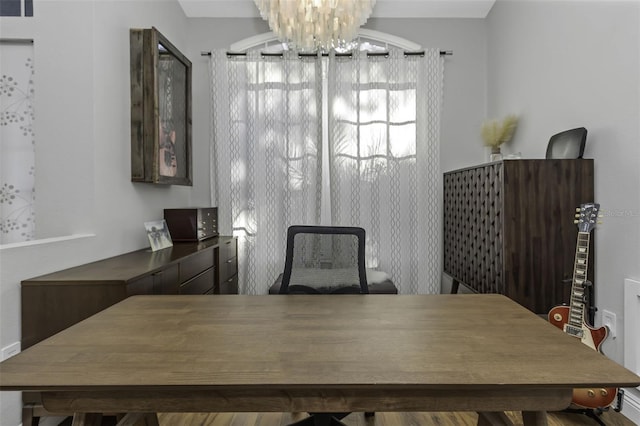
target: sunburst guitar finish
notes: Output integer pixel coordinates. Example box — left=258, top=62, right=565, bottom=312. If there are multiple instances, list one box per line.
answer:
left=547, top=203, right=617, bottom=410
left=548, top=305, right=616, bottom=408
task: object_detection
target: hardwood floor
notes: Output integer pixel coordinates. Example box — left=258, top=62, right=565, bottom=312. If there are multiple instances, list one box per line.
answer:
left=157, top=409, right=636, bottom=426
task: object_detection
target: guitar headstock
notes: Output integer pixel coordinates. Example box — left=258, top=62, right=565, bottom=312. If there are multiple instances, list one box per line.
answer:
left=575, top=203, right=601, bottom=233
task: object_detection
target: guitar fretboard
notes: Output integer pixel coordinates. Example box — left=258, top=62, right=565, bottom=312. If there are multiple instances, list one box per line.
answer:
left=568, top=232, right=590, bottom=327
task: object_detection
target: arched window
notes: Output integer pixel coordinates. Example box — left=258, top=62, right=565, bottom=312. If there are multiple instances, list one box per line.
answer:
left=229, top=29, right=421, bottom=53
left=210, top=30, right=443, bottom=295
left=224, top=30, right=426, bottom=226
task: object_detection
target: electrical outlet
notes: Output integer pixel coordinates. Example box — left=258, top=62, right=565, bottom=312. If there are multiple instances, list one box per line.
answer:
left=602, top=310, right=617, bottom=339
left=1, top=342, right=20, bottom=361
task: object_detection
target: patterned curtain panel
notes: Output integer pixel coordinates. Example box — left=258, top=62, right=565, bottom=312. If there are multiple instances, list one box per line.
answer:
left=210, top=50, right=323, bottom=294
left=0, top=42, right=35, bottom=244
left=327, top=48, right=443, bottom=294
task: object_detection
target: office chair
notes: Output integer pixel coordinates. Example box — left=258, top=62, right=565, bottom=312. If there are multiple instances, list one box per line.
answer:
left=279, top=225, right=373, bottom=426
left=545, top=127, right=587, bottom=159
left=279, top=225, right=369, bottom=295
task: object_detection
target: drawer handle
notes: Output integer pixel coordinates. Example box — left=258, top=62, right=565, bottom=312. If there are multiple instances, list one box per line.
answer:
left=227, top=278, right=234, bottom=283
left=226, top=259, right=233, bottom=264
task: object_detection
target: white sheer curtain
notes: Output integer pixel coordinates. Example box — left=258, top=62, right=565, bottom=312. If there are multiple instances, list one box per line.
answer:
left=210, top=50, right=323, bottom=294
left=327, top=48, right=443, bottom=294
left=0, top=41, right=35, bottom=245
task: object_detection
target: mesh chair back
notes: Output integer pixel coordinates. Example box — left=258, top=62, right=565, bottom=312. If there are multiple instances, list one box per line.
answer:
left=280, top=226, right=368, bottom=294
left=545, top=127, right=587, bottom=159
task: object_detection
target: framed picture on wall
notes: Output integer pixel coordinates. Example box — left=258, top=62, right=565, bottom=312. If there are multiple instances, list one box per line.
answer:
left=130, top=27, right=192, bottom=185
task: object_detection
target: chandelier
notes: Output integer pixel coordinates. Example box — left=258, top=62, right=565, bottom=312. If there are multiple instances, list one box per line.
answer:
left=253, top=0, right=376, bottom=52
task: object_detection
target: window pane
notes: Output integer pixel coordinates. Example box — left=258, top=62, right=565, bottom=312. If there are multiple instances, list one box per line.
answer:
left=389, top=123, right=416, bottom=157
left=0, top=42, right=36, bottom=243
left=359, top=88, right=387, bottom=122
left=25, top=0, right=33, bottom=16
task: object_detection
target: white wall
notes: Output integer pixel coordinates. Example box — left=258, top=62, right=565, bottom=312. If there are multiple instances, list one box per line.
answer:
left=0, top=2, right=196, bottom=425
left=486, top=0, right=640, bottom=417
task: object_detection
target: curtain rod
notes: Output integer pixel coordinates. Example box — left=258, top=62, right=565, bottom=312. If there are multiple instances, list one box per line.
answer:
left=201, top=50, right=453, bottom=57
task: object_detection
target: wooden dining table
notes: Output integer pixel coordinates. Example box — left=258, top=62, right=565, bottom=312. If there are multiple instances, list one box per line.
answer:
left=1, top=294, right=638, bottom=426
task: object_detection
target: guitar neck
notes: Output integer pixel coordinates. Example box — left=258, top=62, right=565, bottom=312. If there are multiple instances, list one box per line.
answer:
left=568, top=232, right=590, bottom=327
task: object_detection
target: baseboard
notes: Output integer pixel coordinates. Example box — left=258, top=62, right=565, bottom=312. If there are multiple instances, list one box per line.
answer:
left=621, top=389, right=640, bottom=424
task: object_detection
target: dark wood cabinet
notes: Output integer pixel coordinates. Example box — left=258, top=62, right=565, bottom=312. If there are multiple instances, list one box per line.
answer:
left=20, top=236, right=237, bottom=425
left=443, top=159, right=594, bottom=316
left=21, top=236, right=237, bottom=351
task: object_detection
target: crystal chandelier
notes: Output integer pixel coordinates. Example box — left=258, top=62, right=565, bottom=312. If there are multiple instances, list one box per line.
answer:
left=253, top=0, right=376, bottom=52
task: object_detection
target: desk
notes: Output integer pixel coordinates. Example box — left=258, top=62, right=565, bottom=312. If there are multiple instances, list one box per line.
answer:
left=19, top=237, right=238, bottom=425
left=1, top=294, right=638, bottom=426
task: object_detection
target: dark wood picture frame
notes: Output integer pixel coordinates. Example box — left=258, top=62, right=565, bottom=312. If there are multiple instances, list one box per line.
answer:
left=130, top=27, right=192, bottom=185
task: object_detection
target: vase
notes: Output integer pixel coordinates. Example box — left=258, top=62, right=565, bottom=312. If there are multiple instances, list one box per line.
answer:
left=490, top=146, right=503, bottom=162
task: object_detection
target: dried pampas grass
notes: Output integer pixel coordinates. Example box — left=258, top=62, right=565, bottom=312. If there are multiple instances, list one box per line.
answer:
left=481, top=114, right=518, bottom=148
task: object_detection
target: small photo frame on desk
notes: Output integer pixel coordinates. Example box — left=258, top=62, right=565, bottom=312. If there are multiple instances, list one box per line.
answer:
left=145, top=219, right=173, bottom=251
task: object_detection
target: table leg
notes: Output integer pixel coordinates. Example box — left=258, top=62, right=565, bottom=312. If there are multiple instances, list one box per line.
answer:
left=71, top=413, right=103, bottom=426
left=111, top=412, right=159, bottom=426
left=477, top=412, right=513, bottom=426
left=451, top=278, right=460, bottom=294
left=68, top=412, right=158, bottom=426
left=522, top=411, right=548, bottom=426
left=115, top=413, right=143, bottom=426
left=144, top=413, right=160, bottom=426
left=22, top=403, right=38, bottom=426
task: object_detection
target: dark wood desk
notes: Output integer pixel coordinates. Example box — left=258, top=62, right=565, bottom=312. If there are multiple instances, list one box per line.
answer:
left=19, top=237, right=237, bottom=425
left=2, top=294, right=638, bottom=426
left=21, top=237, right=238, bottom=350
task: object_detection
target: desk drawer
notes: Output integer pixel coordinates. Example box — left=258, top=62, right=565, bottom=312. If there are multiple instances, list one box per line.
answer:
left=128, top=275, right=154, bottom=295
left=219, top=255, right=238, bottom=283
left=128, top=264, right=179, bottom=295
left=219, top=238, right=237, bottom=262
left=180, top=249, right=213, bottom=283
left=153, top=264, right=180, bottom=294
left=218, top=274, right=238, bottom=294
left=180, top=268, right=214, bottom=295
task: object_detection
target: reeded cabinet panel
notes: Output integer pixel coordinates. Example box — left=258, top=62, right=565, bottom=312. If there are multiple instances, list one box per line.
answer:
left=443, top=162, right=503, bottom=296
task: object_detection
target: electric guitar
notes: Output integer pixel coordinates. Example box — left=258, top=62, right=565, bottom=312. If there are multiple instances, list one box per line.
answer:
left=548, top=203, right=616, bottom=409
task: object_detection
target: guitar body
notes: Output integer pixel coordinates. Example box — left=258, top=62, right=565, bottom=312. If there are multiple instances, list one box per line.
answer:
left=548, top=305, right=617, bottom=409
left=548, top=305, right=608, bottom=351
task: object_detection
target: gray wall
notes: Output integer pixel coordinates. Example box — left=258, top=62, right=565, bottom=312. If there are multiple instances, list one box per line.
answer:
left=0, top=2, right=193, bottom=424
left=487, top=0, right=640, bottom=362
left=1, top=0, right=639, bottom=424
left=487, top=0, right=640, bottom=419
left=0, top=8, right=489, bottom=424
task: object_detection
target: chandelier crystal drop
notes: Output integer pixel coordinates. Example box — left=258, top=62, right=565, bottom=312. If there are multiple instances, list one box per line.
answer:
left=254, top=0, right=376, bottom=52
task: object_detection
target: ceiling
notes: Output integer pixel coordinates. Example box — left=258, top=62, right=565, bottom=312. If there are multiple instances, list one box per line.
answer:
left=177, top=0, right=496, bottom=19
